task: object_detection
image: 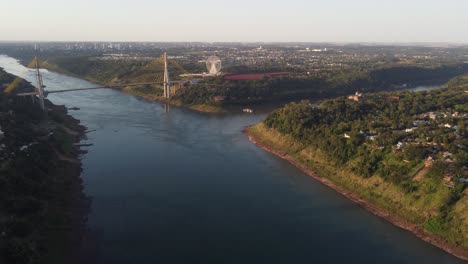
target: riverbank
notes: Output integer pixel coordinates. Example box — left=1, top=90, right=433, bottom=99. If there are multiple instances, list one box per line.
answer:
left=25, top=59, right=224, bottom=114
left=43, top=101, right=91, bottom=264
left=0, top=68, right=90, bottom=263
left=121, top=86, right=224, bottom=113
left=244, top=123, right=468, bottom=261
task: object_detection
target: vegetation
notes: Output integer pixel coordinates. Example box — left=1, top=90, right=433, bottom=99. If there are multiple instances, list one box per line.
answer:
left=33, top=55, right=468, bottom=111
left=253, top=75, right=468, bottom=249
left=0, top=68, right=88, bottom=264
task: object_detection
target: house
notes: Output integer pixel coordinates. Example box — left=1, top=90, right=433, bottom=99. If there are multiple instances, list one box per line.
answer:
left=386, top=96, right=400, bottom=100
left=429, top=112, right=439, bottom=120
left=443, top=174, right=455, bottom=188
left=348, top=92, right=363, bottom=102
left=212, top=95, right=226, bottom=102
left=444, top=123, right=452, bottom=128
left=425, top=156, right=434, bottom=167
left=343, top=133, right=351, bottom=139
left=396, top=141, right=405, bottom=150
left=441, top=151, right=453, bottom=158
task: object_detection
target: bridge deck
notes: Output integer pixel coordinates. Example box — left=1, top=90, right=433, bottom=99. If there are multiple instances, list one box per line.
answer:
left=16, top=80, right=189, bottom=97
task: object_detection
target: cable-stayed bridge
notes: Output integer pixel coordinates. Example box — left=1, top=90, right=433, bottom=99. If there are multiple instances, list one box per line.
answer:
left=11, top=52, right=193, bottom=112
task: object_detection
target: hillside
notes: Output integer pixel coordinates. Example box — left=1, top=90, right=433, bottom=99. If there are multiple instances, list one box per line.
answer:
left=247, top=75, right=468, bottom=259
left=0, top=68, right=89, bottom=264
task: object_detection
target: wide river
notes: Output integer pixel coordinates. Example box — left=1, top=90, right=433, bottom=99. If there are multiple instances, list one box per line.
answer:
left=0, top=55, right=463, bottom=264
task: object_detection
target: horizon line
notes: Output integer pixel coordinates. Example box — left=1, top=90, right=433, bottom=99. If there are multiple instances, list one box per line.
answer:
left=0, top=40, right=467, bottom=46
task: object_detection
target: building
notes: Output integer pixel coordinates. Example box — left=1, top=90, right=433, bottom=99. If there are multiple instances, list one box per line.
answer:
left=443, top=174, right=455, bottom=188
left=348, top=92, right=363, bottom=102
left=396, top=141, right=405, bottom=150
left=429, top=112, right=439, bottom=120
left=212, top=96, right=226, bottom=102
left=425, top=156, right=434, bottom=167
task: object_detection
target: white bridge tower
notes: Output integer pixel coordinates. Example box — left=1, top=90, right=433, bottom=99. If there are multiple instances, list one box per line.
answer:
left=163, top=52, right=170, bottom=98
left=34, top=57, right=46, bottom=114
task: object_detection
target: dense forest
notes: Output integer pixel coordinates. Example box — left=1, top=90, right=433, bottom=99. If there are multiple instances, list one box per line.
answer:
left=256, top=75, right=468, bottom=248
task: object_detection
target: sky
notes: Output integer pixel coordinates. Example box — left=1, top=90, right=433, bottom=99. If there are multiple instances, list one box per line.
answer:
left=1, top=0, right=467, bottom=43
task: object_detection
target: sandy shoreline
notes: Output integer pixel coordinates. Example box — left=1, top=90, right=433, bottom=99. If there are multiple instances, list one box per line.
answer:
left=244, top=127, right=468, bottom=262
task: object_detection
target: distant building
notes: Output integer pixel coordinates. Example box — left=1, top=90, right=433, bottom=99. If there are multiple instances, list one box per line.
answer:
left=443, top=174, right=455, bottom=188
left=429, top=112, right=439, bottom=120
left=348, top=92, right=363, bottom=102
left=425, top=156, right=434, bottom=167
left=212, top=96, right=226, bottom=102
left=396, top=141, right=405, bottom=150
left=386, top=96, right=400, bottom=100
left=442, top=151, right=453, bottom=158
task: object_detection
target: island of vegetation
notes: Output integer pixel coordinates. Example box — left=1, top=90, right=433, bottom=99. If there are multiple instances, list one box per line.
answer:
left=0, top=68, right=89, bottom=264
left=246, top=75, right=468, bottom=260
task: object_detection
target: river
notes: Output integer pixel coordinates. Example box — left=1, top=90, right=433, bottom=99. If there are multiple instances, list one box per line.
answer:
left=0, top=55, right=464, bottom=264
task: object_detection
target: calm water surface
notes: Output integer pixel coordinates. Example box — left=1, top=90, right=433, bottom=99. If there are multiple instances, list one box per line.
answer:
left=0, top=55, right=464, bottom=264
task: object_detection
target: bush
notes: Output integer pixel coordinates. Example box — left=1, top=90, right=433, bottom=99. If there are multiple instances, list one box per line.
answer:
left=424, top=216, right=449, bottom=234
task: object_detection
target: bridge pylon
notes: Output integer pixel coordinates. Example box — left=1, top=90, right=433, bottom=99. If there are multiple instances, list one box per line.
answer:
left=34, top=57, right=47, bottom=114
left=163, top=52, right=170, bottom=99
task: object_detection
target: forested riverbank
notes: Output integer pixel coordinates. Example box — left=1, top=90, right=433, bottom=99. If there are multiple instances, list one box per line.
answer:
left=0, top=68, right=89, bottom=264
left=246, top=75, right=468, bottom=260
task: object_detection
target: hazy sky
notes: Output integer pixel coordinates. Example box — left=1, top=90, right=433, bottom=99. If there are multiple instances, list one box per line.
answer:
left=1, top=0, right=467, bottom=42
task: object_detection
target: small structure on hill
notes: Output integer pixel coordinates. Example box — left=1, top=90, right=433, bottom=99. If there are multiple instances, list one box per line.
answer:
left=443, top=174, right=455, bottom=188
left=212, top=95, right=226, bottom=102
left=348, top=92, right=364, bottom=102
left=425, top=156, right=434, bottom=167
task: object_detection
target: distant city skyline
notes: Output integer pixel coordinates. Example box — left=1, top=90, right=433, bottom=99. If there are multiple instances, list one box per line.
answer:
left=1, top=0, right=468, bottom=43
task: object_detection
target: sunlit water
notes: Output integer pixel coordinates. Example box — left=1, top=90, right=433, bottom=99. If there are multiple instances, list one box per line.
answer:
left=0, top=55, right=463, bottom=264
